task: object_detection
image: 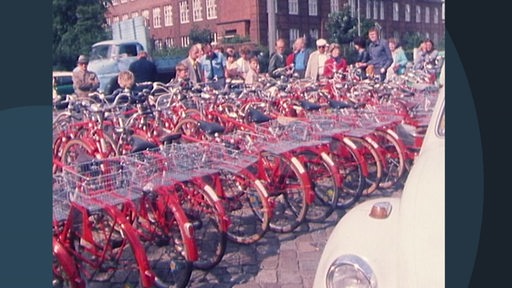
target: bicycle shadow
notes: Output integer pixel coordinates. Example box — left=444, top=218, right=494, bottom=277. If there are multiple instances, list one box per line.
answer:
left=187, top=209, right=346, bottom=287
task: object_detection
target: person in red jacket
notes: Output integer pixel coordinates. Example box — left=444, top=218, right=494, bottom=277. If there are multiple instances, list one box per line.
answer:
left=323, top=43, right=347, bottom=79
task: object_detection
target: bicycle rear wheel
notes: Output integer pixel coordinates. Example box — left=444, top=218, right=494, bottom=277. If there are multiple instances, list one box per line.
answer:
left=52, top=236, right=85, bottom=288
left=348, top=136, right=383, bottom=196
left=329, top=138, right=365, bottom=210
left=215, top=170, right=270, bottom=244
left=259, top=151, right=309, bottom=233
left=372, top=130, right=407, bottom=189
left=174, top=181, right=227, bottom=270
left=127, top=189, right=195, bottom=288
left=295, top=148, right=339, bottom=223
left=69, top=206, right=154, bottom=287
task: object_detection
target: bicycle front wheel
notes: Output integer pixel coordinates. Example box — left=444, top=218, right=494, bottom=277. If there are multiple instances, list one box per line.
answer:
left=295, top=148, right=339, bottom=223
left=215, top=170, right=271, bottom=244
left=174, top=181, right=227, bottom=270
left=259, top=151, right=309, bottom=233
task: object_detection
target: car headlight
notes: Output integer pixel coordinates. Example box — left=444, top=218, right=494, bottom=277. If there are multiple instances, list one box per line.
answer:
left=326, top=254, right=377, bottom=288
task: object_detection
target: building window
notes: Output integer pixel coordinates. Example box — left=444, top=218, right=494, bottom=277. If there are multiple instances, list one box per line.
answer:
left=275, top=0, right=278, bottom=13
left=290, top=28, right=300, bottom=44
left=131, top=12, right=139, bottom=18
left=206, top=0, right=217, bottom=19
left=434, top=33, right=439, bottom=45
left=331, top=0, right=340, bottom=13
left=113, top=16, right=119, bottom=23
left=106, top=18, right=112, bottom=26
left=142, top=10, right=150, bottom=26
left=154, top=39, right=163, bottom=50
left=416, top=5, right=421, bottom=23
left=310, top=28, right=319, bottom=40
left=180, top=1, right=190, bottom=23
left=289, top=0, right=299, bottom=15
left=112, top=0, right=119, bottom=6
left=425, top=7, right=430, bottom=23
left=425, top=32, right=430, bottom=40
left=153, top=8, right=161, bottom=28
left=434, top=7, right=439, bottom=24
left=164, top=5, right=173, bottom=26
left=181, top=36, right=190, bottom=47
left=366, top=1, right=371, bottom=19
left=442, top=3, right=445, bottom=21
left=210, top=32, right=218, bottom=43
left=348, top=0, right=355, bottom=16
left=380, top=1, right=384, bottom=20
left=309, top=0, right=318, bottom=16
left=373, top=1, right=378, bottom=20
left=193, top=0, right=203, bottom=21
left=393, top=2, right=399, bottom=21
left=120, top=0, right=127, bottom=3
left=122, top=14, right=129, bottom=21
left=165, top=37, right=174, bottom=48
left=405, top=4, right=410, bottom=22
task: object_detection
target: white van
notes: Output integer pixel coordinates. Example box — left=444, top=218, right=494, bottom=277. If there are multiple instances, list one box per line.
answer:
left=313, top=66, right=445, bottom=288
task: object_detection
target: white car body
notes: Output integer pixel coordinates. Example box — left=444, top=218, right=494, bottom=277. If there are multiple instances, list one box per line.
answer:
left=313, top=68, right=445, bottom=288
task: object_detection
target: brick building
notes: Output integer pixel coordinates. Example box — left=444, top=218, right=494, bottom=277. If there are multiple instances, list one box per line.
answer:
left=106, top=0, right=444, bottom=50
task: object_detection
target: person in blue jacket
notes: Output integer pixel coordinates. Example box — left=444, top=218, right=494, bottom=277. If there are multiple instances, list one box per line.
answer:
left=367, top=27, right=393, bottom=82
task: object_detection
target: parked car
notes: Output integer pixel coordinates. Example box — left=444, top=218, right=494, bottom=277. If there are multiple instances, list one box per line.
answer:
left=52, top=71, right=74, bottom=100
left=313, top=66, right=445, bottom=288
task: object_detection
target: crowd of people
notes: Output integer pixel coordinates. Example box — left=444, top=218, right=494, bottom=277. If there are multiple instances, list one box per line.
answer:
left=71, top=28, right=443, bottom=98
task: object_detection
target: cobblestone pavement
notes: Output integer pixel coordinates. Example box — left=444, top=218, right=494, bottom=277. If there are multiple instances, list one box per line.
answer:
left=86, top=189, right=401, bottom=288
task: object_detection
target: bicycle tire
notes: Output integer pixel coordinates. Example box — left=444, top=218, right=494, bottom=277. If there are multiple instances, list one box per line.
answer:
left=52, top=236, right=85, bottom=288
left=69, top=205, right=155, bottom=287
left=259, top=151, right=309, bottom=233
left=372, top=129, right=407, bottom=189
left=329, top=138, right=365, bottom=210
left=174, top=182, right=227, bottom=270
left=173, top=118, right=205, bottom=141
left=139, top=191, right=195, bottom=288
left=60, top=139, right=96, bottom=167
left=295, top=148, right=339, bottom=223
left=215, top=170, right=271, bottom=244
left=348, top=136, right=384, bottom=196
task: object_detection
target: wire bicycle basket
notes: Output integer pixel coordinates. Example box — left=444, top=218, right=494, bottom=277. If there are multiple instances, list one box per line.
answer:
left=61, top=157, right=143, bottom=211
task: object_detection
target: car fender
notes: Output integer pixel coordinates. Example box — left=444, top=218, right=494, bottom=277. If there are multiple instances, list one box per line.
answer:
left=313, top=197, right=402, bottom=288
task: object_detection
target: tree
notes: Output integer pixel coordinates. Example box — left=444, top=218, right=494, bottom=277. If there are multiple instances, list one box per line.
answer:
left=53, top=0, right=110, bottom=70
left=325, top=7, right=376, bottom=64
left=325, top=7, right=376, bottom=45
left=189, top=26, right=213, bottom=45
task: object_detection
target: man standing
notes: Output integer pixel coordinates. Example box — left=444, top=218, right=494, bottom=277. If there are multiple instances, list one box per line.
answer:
left=305, top=38, right=329, bottom=81
left=267, top=38, right=287, bottom=78
left=367, top=27, right=393, bottom=82
left=72, top=55, right=100, bottom=98
left=181, top=44, right=204, bottom=84
left=128, top=50, right=157, bottom=83
left=200, top=42, right=227, bottom=90
left=292, top=37, right=311, bottom=79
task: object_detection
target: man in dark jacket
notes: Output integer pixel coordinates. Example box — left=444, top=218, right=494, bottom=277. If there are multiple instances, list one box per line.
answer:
left=128, top=50, right=157, bottom=83
left=367, top=27, right=393, bottom=82
left=268, top=38, right=287, bottom=78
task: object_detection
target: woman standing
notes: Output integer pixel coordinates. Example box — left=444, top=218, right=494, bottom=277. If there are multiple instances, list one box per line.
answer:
left=386, top=38, right=408, bottom=80
left=323, top=43, right=347, bottom=79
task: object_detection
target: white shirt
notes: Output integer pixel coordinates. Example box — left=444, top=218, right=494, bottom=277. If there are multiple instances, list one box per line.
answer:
left=318, top=53, right=328, bottom=76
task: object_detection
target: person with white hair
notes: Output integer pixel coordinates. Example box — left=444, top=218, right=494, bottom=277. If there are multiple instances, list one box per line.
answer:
left=305, top=38, right=329, bottom=81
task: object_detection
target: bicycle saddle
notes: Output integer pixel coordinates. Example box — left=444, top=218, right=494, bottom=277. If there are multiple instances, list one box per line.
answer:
left=198, top=120, right=225, bottom=135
